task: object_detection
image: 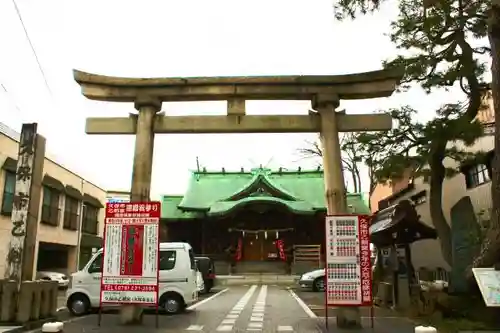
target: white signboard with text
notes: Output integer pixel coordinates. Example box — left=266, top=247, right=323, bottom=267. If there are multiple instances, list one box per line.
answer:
left=100, top=202, right=160, bottom=305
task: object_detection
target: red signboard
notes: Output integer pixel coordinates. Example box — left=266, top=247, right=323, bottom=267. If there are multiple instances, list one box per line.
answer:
left=358, top=215, right=373, bottom=305
left=324, top=215, right=373, bottom=307
left=100, top=202, right=160, bottom=305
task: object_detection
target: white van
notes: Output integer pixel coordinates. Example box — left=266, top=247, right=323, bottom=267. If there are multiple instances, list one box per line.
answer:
left=66, top=242, right=198, bottom=316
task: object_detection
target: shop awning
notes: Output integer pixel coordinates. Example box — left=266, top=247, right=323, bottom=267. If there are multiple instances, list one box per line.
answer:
left=83, top=193, right=104, bottom=208
left=42, top=174, right=65, bottom=192
left=80, top=234, right=102, bottom=248
left=65, top=185, right=83, bottom=200
left=1, top=157, right=17, bottom=173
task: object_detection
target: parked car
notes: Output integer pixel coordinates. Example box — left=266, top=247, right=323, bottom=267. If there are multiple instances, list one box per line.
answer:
left=36, top=271, right=69, bottom=289
left=66, top=242, right=198, bottom=316
left=298, top=268, right=325, bottom=292
left=194, top=256, right=216, bottom=293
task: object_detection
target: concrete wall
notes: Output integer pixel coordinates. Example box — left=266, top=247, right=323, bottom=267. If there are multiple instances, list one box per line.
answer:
left=0, top=130, right=106, bottom=276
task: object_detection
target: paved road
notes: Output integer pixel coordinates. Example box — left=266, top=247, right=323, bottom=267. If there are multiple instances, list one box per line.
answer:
left=293, top=288, right=417, bottom=333
left=58, top=285, right=319, bottom=332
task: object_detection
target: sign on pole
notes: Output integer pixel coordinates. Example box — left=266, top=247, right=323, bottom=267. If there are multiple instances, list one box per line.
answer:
left=325, top=215, right=373, bottom=306
left=100, top=202, right=160, bottom=305
left=472, top=268, right=500, bottom=307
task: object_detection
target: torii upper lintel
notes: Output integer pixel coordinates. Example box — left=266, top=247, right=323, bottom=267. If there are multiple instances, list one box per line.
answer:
left=72, top=68, right=403, bottom=103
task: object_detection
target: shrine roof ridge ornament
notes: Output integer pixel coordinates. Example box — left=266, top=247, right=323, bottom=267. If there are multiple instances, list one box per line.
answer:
left=72, top=68, right=404, bottom=102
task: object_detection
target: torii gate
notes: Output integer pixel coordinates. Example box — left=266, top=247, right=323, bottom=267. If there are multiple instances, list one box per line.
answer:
left=73, top=68, right=402, bottom=329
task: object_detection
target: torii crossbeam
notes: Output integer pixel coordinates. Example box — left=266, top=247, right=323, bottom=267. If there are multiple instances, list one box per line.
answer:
left=73, top=68, right=403, bottom=329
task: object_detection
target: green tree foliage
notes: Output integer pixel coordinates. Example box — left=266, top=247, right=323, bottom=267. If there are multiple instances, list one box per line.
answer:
left=334, top=0, right=490, bottom=265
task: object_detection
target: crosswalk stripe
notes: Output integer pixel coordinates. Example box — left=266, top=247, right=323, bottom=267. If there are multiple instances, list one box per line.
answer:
left=186, top=324, right=295, bottom=331
left=186, top=325, right=204, bottom=331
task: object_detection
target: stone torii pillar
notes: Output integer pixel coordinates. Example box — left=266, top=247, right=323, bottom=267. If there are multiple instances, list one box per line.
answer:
left=72, top=68, right=403, bottom=328
left=314, top=94, right=361, bottom=328
left=121, top=95, right=162, bottom=324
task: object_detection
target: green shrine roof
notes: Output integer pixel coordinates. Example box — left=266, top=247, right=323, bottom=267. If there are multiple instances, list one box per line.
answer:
left=161, top=167, right=370, bottom=220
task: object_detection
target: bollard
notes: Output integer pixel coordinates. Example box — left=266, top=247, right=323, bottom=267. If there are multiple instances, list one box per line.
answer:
left=30, top=281, right=43, bottom=320
left=39, top=281, right=52, bottom=318
left=42, top=322, right=64, bottom=333
left=17, top=281, right=35, bottom=323
left=415, top=326, right=438, bottom=333
left=0, top=280, right=18, bottom=322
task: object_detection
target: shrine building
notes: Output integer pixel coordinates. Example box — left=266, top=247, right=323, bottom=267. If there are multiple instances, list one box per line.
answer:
left=160, top=167, right=370, bottom=274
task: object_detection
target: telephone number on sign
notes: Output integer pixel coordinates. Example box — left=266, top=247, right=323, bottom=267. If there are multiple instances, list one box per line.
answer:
left=102, top=284, right=157, bottom=292
left=101, top=292, right=156, bottom=304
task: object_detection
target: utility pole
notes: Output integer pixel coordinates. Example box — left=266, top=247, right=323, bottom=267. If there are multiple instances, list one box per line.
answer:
left=75, top=179, right=85, bottom=271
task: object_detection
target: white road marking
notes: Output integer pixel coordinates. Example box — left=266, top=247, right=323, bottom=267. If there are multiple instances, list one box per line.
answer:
left=186, top=325, right=204, bottom=331
left=216, top=325, right=233, bottom=331
left=246, top=285, right=267, bottom=332
left=277, top=325, right=294, bottom=331
left=216, top=285, right=257, bottom=332
left=287, top=287, right=317, bottom=318
left=187, top=288, right=229, bottom=310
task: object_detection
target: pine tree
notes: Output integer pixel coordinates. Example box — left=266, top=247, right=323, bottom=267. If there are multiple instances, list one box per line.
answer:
left=333, top=0, right=490, bottom=265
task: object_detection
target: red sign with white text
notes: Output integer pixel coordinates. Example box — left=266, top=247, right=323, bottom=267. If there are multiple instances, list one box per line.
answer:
left=324, top=215, right=373, bottom=307
left=100, top=202, right=160, bottom=305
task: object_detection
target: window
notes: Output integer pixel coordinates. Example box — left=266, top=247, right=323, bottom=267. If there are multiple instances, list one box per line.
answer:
left=465, top=164, right=491, bottom=189
left=1, top=171, right=16, bottom=215
left=82, top=205, right=99, bottom=234
left=159, top=250, right=176, bottom=271
left=88, top=253, right=103, bottom=273
left=63, top=196, right=79, bottom=230
left=41, top=187, right=60, bottom=226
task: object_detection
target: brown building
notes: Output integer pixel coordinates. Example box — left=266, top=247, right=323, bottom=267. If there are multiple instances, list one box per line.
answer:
left=0, top=122, right=106, bottom=276
left=370, top=93, right=495, bottom=272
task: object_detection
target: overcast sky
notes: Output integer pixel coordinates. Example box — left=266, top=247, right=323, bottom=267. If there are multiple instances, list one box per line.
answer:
left=0, top=0, right=467, bottom=199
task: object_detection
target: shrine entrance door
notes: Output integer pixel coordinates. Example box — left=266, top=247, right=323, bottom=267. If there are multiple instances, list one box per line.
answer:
left=243, top=236, right=262, bottom=261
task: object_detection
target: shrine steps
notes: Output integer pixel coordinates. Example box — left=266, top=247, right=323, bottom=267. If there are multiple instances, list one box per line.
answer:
left=215, top=274, right=300, bottom=286
left=234, top=261, right=288, bottom=274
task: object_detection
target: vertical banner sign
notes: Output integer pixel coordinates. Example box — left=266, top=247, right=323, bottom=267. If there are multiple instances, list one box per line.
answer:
left=325, top=215, right=373, bottom=306
left=100, top=202, right=160, bottom=305
left=4, top=123, right=37, bottom=281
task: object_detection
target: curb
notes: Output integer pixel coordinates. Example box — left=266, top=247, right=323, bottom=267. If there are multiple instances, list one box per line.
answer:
left=0, top=308, right=71, bottom=333
left=0, top=318, right=57, bottom=333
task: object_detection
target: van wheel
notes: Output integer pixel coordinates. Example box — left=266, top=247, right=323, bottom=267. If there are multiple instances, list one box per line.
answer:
left=160, top=293, right=184, bottom=314
left=67, top=293, right=90, bottom=316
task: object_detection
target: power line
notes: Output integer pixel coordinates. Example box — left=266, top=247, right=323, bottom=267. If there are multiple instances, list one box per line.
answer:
left=0, top=82, right=22, bottom=113
left=10, top=0, right=54, bottom=100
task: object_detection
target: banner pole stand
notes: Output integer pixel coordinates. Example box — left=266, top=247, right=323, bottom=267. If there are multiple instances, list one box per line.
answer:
left=97, top=305, right=102, bottom=327
left=370, top=305, right=375, bottom=331
left=324, top=288, right=329, bottom=331
left=155, top=305, right=159, bottom=328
